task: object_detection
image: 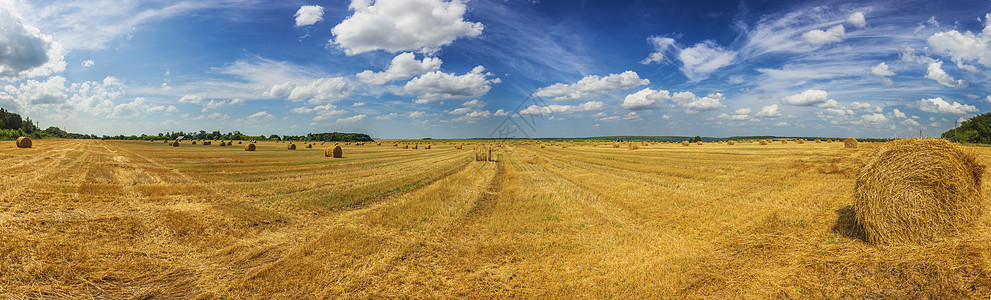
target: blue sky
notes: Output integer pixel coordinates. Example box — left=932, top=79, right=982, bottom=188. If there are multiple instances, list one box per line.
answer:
left=2, top=0, right=991, bottom=138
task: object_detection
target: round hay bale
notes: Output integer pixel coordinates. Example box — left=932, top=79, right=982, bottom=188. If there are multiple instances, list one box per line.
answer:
left=844, top=138, right=858, bottom=148
left=696, top=142, right=703, bottom=146
left=815, top=139, right=821, bottom=143
left=287, top=143, right=296, bottom=150
left=681, top=141, right=689, bottom=146
left=306, top=144, right=313, bottom=148
left=170, top=141, right=179, bottom=147
left=759, top=140, right=768, bottom=145
left=425, top=145, right=431, bottom=149
left=727, top=141, right=735, bottom=145
left=238, top=141, right=242, bottom=144
left=244, top=143, right=256, bottom=151
left=797, top=139, right=805, bottom=144
left=15, top=137, right=32, bottom=148
left=855, top=138, right=986, bottom=245
left=326, top=146, right=342, bottom=158
left=192, top=141, right=197, bottom=145
left=220, top=141, right=227, bottom=147
left=203, top=141, right=211, bottom=146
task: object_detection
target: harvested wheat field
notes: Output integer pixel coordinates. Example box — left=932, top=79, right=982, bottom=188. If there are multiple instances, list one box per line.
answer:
left=2, top=139, right=991, bottom=298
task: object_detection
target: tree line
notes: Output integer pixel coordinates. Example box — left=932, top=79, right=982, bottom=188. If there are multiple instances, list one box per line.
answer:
left=0, top=108, right=373, bottom=142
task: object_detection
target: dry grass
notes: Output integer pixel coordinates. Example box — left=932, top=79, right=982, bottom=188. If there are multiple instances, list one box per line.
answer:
left=855, top=138, right=986, bottom=245
left=2, top=139, right=990, bottom=298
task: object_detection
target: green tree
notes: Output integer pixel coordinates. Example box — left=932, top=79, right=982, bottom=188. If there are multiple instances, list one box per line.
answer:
left=942, top=112, right=991, bottom=144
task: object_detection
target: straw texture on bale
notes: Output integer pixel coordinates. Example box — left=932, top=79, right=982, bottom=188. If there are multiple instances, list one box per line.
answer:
left=244, top=143, right=256, bottom=151
left=628, top=143, right=638, bottom=150
left=287, top=143, right=296, bottom=150
left=15, top=136, right=31, bottom=148
left=474, top=146, right=492, bottom=161
left=727, top=141, right=735, bottom=145
left=326, top=146, right=343, bottom=158
left=797, top=139, right=805, bottom=144
left=844, top=138, right=858, bottom=148
left=854, top=138, right=986, bottom=245
left=780, top=140, right=788, bottom=144
left=759, top=140, right=768, bottom=145
left=681, top=141, right=689, bottom=146
left=815, top=139, right=821, bottom=143
left=613, top=142, right=620, bottom=148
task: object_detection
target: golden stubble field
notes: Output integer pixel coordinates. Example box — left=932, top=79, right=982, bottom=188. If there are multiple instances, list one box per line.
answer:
left=1, top=139, right=990, bottom=298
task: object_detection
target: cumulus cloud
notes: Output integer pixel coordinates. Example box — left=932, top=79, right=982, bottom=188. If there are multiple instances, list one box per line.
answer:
left=716, top=108, right=752, bottom=121
left=678, top=41, right=736, bottom=82
left=288, top=77, right=354, bottom=104
left=110, top=97, right=146, bottom=119
left=621, top=88, right=670, bottom=110
left=201, top=98, right=245, bottom=112
left=264, top=81, right=295, bottom=98
left=193, top=112, right=230, bottom=121
left=81, top=60, right=94, bottom=67
left=331, top=0, right=483, bottom=55
left=7, top=75, right=67, bottom=107
left=0, top=9, right=65, bottom=80
left=294, top=5, right=324, bottom=27
left=927, top=13, right=991, bottom=68
left=869, top=62, right=895, bottom=77
left=404, top=66, right=498, bottom=104
left=861, top=113, right=888, bottom=123
left=534, top=71, right=648, bottom=101
left=462, top=99, right=485, bottom=108
left=782, top=89, right=828, bottom=106
left=247, top=111, right=274, bottom=122
left=449, top=110, right=491, bottom=123
left=925, top=61, right=967, bottom=88
left=755, top=104, right=781, bottom=117
left=917, top=97, right=978, bottom=115
left=291, top=103, right=347, bottom=121
left=802, top=24, right=845, bottom=46
left=847, top=12, right=866, bottom=28
left=519, top=101, right=604, bottom=116
left=671, top=91, right=726, bottom=113
left=493, top=109, right=508, bottom=117
left=66, top=76, right=123, bottom=115
left=337, top=114, right=366, bottom=123
left=890, top=108, right=906, bottom=118
left=848, top=102, right=882, bottom=113
left=179, top=94, right=203, bottom=104
left=356, top=52, right=441, bottom=85
left=902, top=119, right=920, bottom=127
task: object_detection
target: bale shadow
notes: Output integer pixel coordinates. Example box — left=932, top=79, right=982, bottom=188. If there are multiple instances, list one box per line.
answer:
left=832, top=205, right=867, bottom=242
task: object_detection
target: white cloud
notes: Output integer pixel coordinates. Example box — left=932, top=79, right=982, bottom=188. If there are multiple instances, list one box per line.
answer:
left=927, top=13, right=991, bottom=68
left=288, top=77, right=353, bottom=104
left=294, top=5, right=324, bottom=27
left=110, top=97, right=146, bottom=119
left=81, top=60, right=94, bottom=67
left=448, top=107, right=472, bottom=115
left=201, top=98, right=245, bottom=112
left=641, top=36, right=676, bottom=64
left=782, top=89, right=828, bottom=106
left=166, top=105, right=177, bottom=113
left=621, top=88, right=670, bottom=110
left=917, top=97, right=978, bottom=115
left=985, top=95, right=991, bottom=103
left=193, top=112, right=230, bottom=121
left=179, top=94, right=203, bottom=104
left=356, top=52, right=442, bottom=85
left=902, top=119, right=920, bottom=127
left=678, top=41, right=736, bottom=82
left=230, top=98, right=245, bottom=105
left=774, top=121, right=789, bottom=126
left=352, top=101, right=365, bottom=107
left=890, top=108, right=906, bottom=118
left=755, top=104, right=781, bottom=117
left=337, top=114, right=367, bottom=123
left=861, top=113, right=888, bottom=123
left=671, top=91, right=726, bottom=113
left=264, top=81, right=296, bottom=98
left=8, top=75, right=67, bottom=107
left=331, top=0, right=483, bottom=55
left=848, top=102, right=882, bottom=113
left=290, top=103, right=347, bottom=121
left=64, top=76, right=124, bottom=115
left=519, top=101, right=604, bottom=116
left=802, top=24, right=845, bottom=46
left=404, top=66, right=498, bottom=104
left=869, top=62, right=895, bottom=77
left=925, top=61, right=967, bottom=88
left=450, top=110, right=491, bottom=123
left=716, top=110, right=751, bottom=120
left=534, top=71, right=648, bottom=101
left=847, top=12, right=866, bottom=28
left=246, top=111, right=273, bottom=122
left=493, top=109, right=508, bottom=117
left=0, top=9, right=65, bottom=80
left=462, top=99, right=485, bottom=108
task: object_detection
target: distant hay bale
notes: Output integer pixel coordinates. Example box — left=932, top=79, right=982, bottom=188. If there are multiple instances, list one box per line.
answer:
left=797, top=139, right=805, bottom=144
left=844, top=138, right=858, bottom=148
left=287, top=143, right=296, bottom=150
left=681, top=141, right=689, bottom=146
left=759, top=140, right=768, bottom=145
left=244, top=143, right=256, bottom=151
left=426, top=145, right=431, bottom=149
left=780, top=140, right=788, bottom=144
left=540, top=145, right=545, bottom=148
left=613, top=142, right=620, bottom=148
left=15, top=137, right=32, bottom=148
left=238, top=141, right=242, bottom=144
left=413, top=144, right=418, bottom=149
left=855, top=138, right=986, bottom=245
left=727, top=141, right=735, bottom=145
left=628, top=143, right=638, bottom=150
left=220, top=141, right=227, bottom=147
left=562, top=144, right=567, bottom=148
left=169, top=141, right=179, bottom=147
left=696, top=142, right=703, bottom=146
left=306, top=144, right=313, bottom=148
left=203, top=141, right=211, bottom=146
left=403, top=145, right=409, bottom=149
left=164, top=140, right=169, bottom=144
left=827, top=139, right=833, bottom=143
left=192, top=141, right=197, bottom=145
left=326, top=146, right=343, bottom=158
left=815, top=139, right=821, bottom=143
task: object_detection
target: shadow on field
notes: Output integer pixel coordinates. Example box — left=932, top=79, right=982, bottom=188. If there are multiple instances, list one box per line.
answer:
left=833, top=205, right=867, bottom=242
